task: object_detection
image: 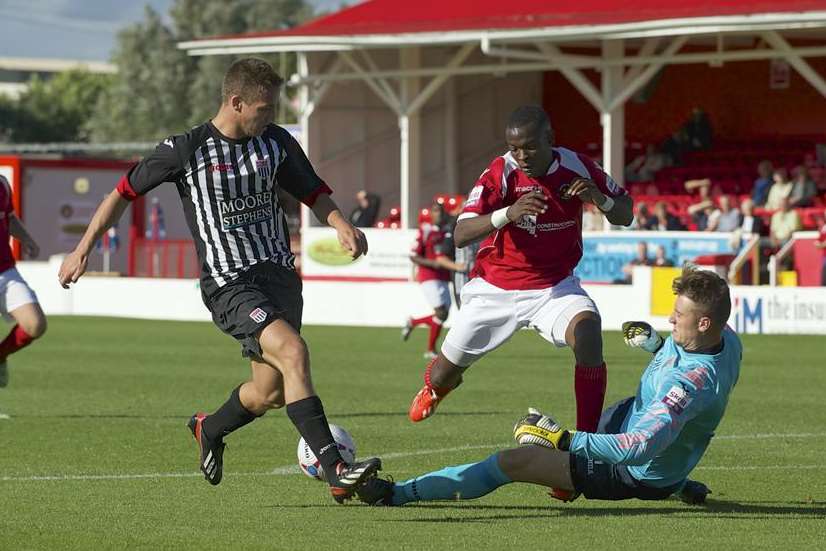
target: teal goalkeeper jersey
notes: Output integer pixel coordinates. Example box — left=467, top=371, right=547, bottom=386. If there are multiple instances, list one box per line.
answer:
left=569, top=327, right=742, bottom=488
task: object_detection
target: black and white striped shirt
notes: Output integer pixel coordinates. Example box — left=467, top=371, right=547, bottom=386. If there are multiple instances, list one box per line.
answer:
left=117, top=122, right=330, bottom=295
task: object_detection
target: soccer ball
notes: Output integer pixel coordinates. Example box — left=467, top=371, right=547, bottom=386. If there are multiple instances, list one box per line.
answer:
left=297, top=424, right=356, bottom=480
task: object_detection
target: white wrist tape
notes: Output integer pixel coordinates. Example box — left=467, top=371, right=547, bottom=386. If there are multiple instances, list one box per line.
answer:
left=491, top=207, right=511, bottom=229
left=597, top=196, right=615, bottom=212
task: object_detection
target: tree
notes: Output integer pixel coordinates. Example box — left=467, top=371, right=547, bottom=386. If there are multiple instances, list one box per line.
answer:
left=88, top=0, right=313, bottom=143
left=86, top=7, right=195, bottom=143
left=0, top=70, right=111, bottom=143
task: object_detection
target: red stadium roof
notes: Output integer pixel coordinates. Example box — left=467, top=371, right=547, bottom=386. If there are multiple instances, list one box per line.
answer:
left=223, top=0, right=826, bottom=38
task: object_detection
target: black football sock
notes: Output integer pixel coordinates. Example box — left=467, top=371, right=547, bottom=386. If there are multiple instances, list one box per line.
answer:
left=286, top=395, right=343, bottom=483
left=202, top=385, right=257, bottom=441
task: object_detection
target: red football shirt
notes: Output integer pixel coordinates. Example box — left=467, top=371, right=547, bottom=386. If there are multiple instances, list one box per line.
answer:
left=459, top=147, right=626, bottom=290
left=412, top=223, right=452, bottom=283
left=0, top=175, right=15, bottom=273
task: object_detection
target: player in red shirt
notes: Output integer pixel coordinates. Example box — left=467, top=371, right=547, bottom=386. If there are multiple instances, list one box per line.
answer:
left=402, top=202, right=466, bottom=358
left=408, top=106, right=633, bottom=496
left=0, top=175, right=47, bottom=389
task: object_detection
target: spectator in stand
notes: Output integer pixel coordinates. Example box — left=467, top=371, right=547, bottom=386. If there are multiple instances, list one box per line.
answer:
left=582, top=203, right=606, bottom=231
left=685, top=179, right=714, bottom=231
left=814, top=210, right=826, bottom=285
left=625, top=144, right=667, bottom=183
left=706, top=195, right=741, bottom=233
left=769, top=197, right=802, bottom=248
left=661, top=129, right=690, bottom=166
left=737, top=198, right=765, bottom=236
left=652, top=245, right=674, bottom=267
left=619, top=241, right=652, bottom=283
left=348, top=190, right=380, bottom=228
left=765, top=168, right=793, bottom=211
left=683, top=107, right=713, bottom=151
left=729, top=198, right=766, bottom=251
left=632, top=201, right=655, bottom=230
left=751, top=160, right=774, bottom=207
left=651, top=201, right=685, bottom=231
left=788, top=165, right=818, bottom=208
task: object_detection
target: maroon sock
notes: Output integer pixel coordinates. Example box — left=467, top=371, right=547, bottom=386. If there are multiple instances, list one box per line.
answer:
left=426, top=317, right=443, bottom=353
left=411, top=315, right=435, bottom=328
left=0, top=325, right=34, bottom=360
left=574, top=363, right=607, bottom=432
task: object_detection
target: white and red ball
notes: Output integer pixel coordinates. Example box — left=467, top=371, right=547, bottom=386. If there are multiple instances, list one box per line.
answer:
left=297, top=424, right=356, bottom=480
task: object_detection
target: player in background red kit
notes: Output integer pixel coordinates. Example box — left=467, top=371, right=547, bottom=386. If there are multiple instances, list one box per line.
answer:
left=403, top=202, right=466, bottom=359
left=407, top=106, right=633, bottom=500
left=0, top=175, right=47, bottom=389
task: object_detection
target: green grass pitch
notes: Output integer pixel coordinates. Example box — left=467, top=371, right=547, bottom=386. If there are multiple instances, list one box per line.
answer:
left=1, top=316, right=824, bottom=549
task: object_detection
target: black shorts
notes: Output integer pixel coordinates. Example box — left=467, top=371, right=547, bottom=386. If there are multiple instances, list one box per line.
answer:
left=571, top=397, right=681, bottom=501
left=202, top=261, right=303, bottom=359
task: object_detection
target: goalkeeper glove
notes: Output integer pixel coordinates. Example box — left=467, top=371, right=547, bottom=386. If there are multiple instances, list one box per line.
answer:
left=513, top=408, right=574, bottom=451
left=622, top=321, right=664, bottom=353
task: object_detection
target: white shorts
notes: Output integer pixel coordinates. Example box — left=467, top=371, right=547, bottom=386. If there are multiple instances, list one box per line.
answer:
left=441, top=275, right=599, bottom=367
left=420, top=280, right=451, bottom=309
left=0, top=267, right=39, bottom=321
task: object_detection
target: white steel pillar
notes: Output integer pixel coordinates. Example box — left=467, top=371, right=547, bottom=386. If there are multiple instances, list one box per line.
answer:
left=445, top=76, right=459, bottom=194
left=298, top=52, right=313, bottom=232
left=601, top=39, right=625, bottom=187
left=399, top=47, right=422, bottom=229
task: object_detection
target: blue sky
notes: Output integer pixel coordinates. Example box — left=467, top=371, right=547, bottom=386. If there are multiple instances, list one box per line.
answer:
left=0, top=0, right=358, bottom=61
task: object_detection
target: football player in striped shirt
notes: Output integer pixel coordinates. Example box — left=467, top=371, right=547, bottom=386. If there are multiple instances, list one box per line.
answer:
left=58, top=58, right=380, bottom=503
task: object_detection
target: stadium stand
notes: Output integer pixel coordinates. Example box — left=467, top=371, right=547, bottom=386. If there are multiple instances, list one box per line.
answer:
left=627, top=135, right=826, bottom=232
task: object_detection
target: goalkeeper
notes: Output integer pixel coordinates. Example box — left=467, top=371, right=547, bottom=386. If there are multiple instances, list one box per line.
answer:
left=358, top=266, right=740, bottom=506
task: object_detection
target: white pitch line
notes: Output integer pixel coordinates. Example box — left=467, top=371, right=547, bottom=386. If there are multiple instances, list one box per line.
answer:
left=696, top=464, right=826, bottom=471
left=2, top=432, right=825, bottom=483
left=715, top=432, right=826, bottom=440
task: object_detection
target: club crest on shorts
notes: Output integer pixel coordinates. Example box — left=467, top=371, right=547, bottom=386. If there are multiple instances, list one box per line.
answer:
left=249, top=307, right=267, bottom=324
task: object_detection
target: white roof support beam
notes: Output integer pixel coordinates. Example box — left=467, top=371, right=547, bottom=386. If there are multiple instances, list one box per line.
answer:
left=537, top=42, right=605, bottom=111
left=762, top=31, right=826, bottom=98
left=300, top=55, right=342, bottom=120
left=606, top=35, right=688, bottom=112
left=356, top=49, right=403, bottom=114
left=338, top=51, right=403, bottom=115
left=405, top=42, right=476, bottom=116
left=621, top=38, right=662, bottom=88
left=289, top=44, right=826, bottom=86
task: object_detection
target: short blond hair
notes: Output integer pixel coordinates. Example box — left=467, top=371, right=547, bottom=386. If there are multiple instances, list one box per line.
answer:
left=672, top=266, right=731, bottom=325
left=222, top=58, right=283, bottom=103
